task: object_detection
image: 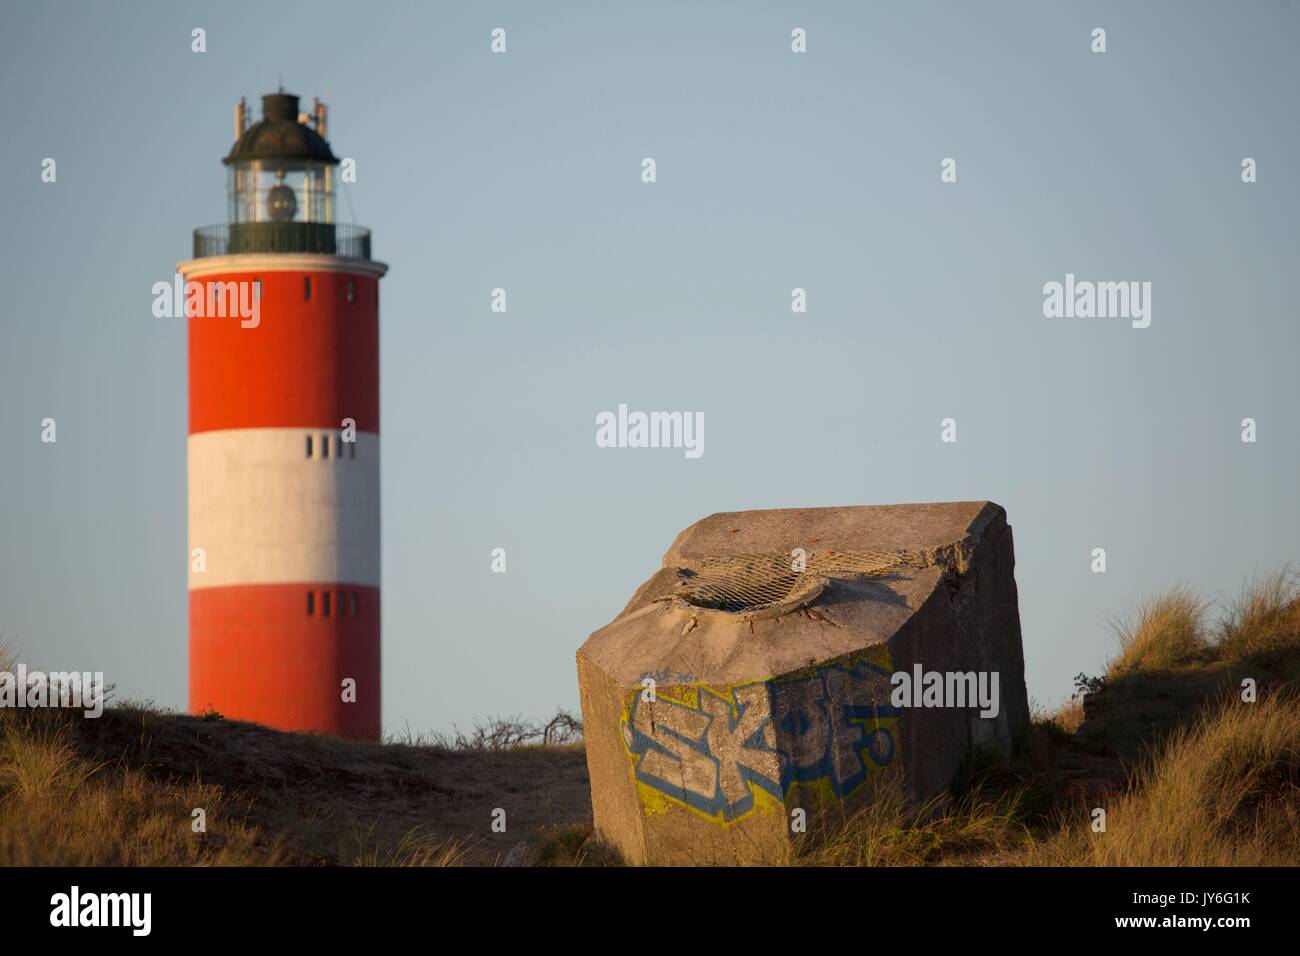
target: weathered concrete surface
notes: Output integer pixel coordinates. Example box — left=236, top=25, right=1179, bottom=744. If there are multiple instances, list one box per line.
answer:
left=576, top=501, right=1029, bottom=865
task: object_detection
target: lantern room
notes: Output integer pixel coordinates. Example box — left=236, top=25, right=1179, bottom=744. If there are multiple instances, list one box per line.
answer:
left=225, top=91, right=337, bottom=223
left=210, top=90, right=357, bottom=256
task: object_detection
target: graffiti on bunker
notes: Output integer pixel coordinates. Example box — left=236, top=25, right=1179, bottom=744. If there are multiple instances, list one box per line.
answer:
left=621, top=653, right=899, bottom=822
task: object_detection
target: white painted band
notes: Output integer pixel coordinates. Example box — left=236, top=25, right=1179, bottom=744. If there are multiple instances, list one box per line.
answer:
left=177, top=254, right=389, bottom=280
left=189, top=428, right=380, bottom=590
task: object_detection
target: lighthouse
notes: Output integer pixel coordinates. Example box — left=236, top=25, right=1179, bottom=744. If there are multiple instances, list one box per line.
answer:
left=179, top=91, right=386, bottom=740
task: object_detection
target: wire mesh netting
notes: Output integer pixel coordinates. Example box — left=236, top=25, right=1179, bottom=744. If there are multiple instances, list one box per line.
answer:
left=671, top=549, right=916, bottom=613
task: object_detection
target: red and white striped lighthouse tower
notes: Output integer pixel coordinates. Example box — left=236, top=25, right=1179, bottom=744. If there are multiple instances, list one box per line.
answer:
left=179, top=91, right=386, bottom=740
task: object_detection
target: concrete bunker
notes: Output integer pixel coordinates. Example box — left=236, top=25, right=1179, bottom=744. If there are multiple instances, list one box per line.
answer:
left=576, top=500, right=1030, bottom=865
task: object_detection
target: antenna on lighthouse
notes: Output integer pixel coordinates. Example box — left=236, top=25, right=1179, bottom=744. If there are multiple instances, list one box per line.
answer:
left=313, top=96, right=327, bottom=138
left=234, top=97, right=246, bottom=139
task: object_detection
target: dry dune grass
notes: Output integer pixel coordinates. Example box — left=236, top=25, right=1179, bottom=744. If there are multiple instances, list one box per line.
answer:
left=0, top=571, right=1296, bottom=866
left=1023, top=693, right=1299, bottom=866
left=791, top=569, right=1300, bottom=867
left=350, top=825, right=472, bottom=867
left=0, top=637, right=271, bottom=864
left=789, top=777, right=1030, bottom=866
left=0, top=689, right=590, bottom=866
left=1106, top=568, right=1300, bottom=678
left=1107, top=586, right=1213, bottom=676
left=787, top=692, right=1299, bottom=868
left=1216, top=568, right=1300, bottom=666
left=1047, top=697, right=1085, bottom=734
left=0, top=710, right=275, bottom=865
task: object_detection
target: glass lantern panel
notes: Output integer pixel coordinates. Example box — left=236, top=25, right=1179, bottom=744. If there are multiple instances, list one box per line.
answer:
left=226, top=160, right=333, bottom=224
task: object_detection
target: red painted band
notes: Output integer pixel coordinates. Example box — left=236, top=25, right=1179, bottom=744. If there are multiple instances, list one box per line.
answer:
left=188, top=270, right=379, bottom=434
left=189, top=582, right=381, bottom=740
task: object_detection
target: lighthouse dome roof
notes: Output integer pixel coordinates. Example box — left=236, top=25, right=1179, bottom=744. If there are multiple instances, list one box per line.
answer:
left=223, top=92, right=339, bottom=166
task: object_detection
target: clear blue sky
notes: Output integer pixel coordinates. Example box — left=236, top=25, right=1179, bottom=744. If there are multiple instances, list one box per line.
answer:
left=1, top=1, right=1297, bottom=734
